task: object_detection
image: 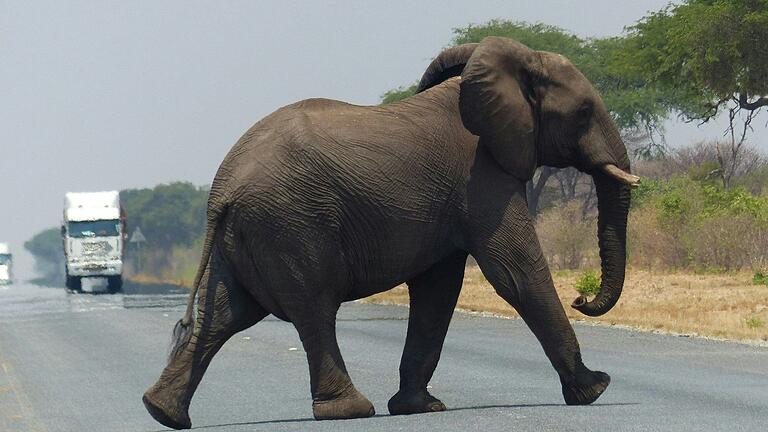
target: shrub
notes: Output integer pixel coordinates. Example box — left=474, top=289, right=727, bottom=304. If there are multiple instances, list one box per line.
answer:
left=683, top=214, right=766, bottom=272
left=627, top=205, right=687, bottom=270
left=629, top=176, right=768, bottom=272
left=536, top=201, right=598, bottom=270
left=746, top=317, right=765, bottom=329
left=575, top=271, right=601, bottom=296
left=754, top=272, right=768, bottom=286
left=538, top=173, right=768, bottom=272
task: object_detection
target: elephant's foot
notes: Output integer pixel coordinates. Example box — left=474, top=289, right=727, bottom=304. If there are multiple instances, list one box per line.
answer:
left=388, top=389, right=446, bottom=415
left=561, top=368, right=611, bottom=405
left=142, top=388, right=192, bottom=430
left=312, top=387, right=375, bottom=420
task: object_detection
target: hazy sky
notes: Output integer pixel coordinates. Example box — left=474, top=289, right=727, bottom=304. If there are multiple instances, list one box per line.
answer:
left=1, top=0, right=759, bottom=277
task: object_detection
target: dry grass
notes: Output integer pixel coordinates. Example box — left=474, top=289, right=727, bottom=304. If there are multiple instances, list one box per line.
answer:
left=367, top=266, right=768, bottom=343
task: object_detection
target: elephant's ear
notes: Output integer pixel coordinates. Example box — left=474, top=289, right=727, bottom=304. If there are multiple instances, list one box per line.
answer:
left=459, top=37, right=541, bottom=181
left=417, top=43, right=478, bottom=93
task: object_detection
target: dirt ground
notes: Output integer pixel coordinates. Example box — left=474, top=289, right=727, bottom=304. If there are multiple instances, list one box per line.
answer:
left=366, top=266, right=768, bottom=343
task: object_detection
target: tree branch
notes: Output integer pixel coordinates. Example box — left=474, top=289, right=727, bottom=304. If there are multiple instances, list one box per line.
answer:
left=685, top=96, right=731, bottom=125
left=738, top=93, right=768, bottom=111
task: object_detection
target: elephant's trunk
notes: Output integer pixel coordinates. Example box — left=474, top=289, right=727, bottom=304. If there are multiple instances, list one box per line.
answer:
left=571, top=168, right=631, bottom=317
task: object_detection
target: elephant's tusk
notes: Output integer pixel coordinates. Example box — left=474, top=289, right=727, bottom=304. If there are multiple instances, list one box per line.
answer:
left=602, top=164, right=640, bottom=188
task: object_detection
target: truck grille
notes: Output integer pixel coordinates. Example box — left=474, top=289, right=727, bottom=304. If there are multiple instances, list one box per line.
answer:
left=81, top=241, right=112, bottom=255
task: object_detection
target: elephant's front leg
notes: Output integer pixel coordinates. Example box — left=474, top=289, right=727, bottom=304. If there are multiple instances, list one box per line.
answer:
left=388, top=251, right=467, bottom=415
left=470, top=194, right=610, bottom=406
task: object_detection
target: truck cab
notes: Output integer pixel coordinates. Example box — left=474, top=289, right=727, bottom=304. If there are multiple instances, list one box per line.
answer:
left=0, top=243, right=12, bottom=285
left=62, top=191, right=125, bottom=293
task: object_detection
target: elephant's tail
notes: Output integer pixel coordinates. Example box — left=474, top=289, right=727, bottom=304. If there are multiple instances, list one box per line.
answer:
left=167, top=202, right=229, bottom=363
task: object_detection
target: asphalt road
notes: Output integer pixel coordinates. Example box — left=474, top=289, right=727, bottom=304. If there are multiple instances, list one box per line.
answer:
left=1, top=281, right=767, bottom=432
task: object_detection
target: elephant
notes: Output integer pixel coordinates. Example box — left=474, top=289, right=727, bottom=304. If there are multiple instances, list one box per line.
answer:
left=143, top=36, right=639, bottom=430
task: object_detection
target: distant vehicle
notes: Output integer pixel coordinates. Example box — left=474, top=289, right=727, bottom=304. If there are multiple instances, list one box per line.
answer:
left=62, top=191, right=125, bottom=293
left=0, top=243, right=12, bottom=285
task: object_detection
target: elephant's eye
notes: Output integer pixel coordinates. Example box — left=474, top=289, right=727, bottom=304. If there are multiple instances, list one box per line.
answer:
left=576, top=103, right=592, bottom=126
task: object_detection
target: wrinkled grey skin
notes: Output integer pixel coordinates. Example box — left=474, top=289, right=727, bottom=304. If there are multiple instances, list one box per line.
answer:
left=143, top=37, right=634, bottom=430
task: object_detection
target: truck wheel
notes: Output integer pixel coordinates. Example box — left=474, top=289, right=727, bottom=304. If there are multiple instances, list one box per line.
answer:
left=107, top=275, right=123, bottom=293
left=66, top=275, right=82, bottom=292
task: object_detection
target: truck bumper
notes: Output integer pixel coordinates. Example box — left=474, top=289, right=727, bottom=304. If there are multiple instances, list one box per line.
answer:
left=67, top=260, right=123, bottom=277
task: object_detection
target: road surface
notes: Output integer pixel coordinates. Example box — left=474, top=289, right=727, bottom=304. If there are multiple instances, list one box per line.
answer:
left=1, top=281, right=766, bottom=431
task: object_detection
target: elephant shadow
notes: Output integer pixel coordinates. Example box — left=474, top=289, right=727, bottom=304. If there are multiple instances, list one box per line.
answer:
left=447, top=401, right=640, bottom=412
left=146, top=402, right=639, bottom=431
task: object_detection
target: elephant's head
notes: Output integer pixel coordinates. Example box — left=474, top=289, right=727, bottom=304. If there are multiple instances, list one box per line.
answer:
left=418, top=37, right=639, bottom=317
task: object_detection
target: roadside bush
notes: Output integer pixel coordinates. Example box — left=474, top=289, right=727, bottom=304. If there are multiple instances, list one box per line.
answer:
left=629, top=176, right=768, bottom=271
left=683, top=215, right=766, bottom=272
left=745, top=317, right=765, bottom=329
left=536, top=201, right=598, bottom=270
left=534, top=173, right=767, bottom=273
left=627, top=205, right=687, bottom=270
left=754, top=271, right=768, bottom=286
left=575, top=270, right=601, bottom=296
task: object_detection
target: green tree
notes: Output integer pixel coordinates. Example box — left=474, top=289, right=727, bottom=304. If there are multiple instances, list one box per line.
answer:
left=452, top=20, right=587, bottom=56
left=625, top=0, right=768, bottom=187
left=24, top=227, right=65, bottom=284
left=381, top=85, right=417, bottom=104
left=121, top=182, right=209, bottom=252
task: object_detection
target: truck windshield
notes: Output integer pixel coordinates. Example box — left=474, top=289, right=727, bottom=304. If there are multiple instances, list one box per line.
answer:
left=68, top=220, right=120, bottom=238
left=0, top=254, right=10, bottom=265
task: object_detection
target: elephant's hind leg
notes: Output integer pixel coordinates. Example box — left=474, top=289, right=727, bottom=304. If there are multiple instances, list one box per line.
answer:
left=388, top=251, right=467, bottom=415
left=292, top=302, right=375, bottom=420
left=143, top=250, right=267, bottom=430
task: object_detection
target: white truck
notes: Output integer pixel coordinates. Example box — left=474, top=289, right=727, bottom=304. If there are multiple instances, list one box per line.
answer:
left=62, top=191, right=126, bottom=292
left=0, top=243, right=12, bottom=285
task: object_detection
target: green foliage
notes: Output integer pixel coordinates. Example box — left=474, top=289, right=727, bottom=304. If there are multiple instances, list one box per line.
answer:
left=745, top=317, right=765, bottom=329
left=24, top=227, right=64, bottom=284
left=569, top=35, right=668, bottom=131
left=24, top=227, right=63, bottom=260
left=686, top=161, right=721, bottom=184
left=737, top=165, right=768, bottom=196
left=629, top=175, right=768, bottom=270
left=753, top=272, right=768, bottom=286
left=635, top=174, right=768, bottom=224
left=575, top=270, right=601, bottom=296
left=625, top=0, right=768, bottom=120
left=452, top=20, right=587, bottom=57
left=384, top=3, right=768, bottom=134
left=630, top=177, right=663, bottom=209
left=381, top=84, right=417, bottom=104
left=121, top=182, right=208, bottom=251
left=658, top=186, right=694, bottom=230
left=699, top=184, right=768, bottom=223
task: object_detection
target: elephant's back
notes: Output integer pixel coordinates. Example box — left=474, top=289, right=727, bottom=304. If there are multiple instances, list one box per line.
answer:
left=215, top=96, right=462, bottom=210
left=211, top=100, right=361, bottom=244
